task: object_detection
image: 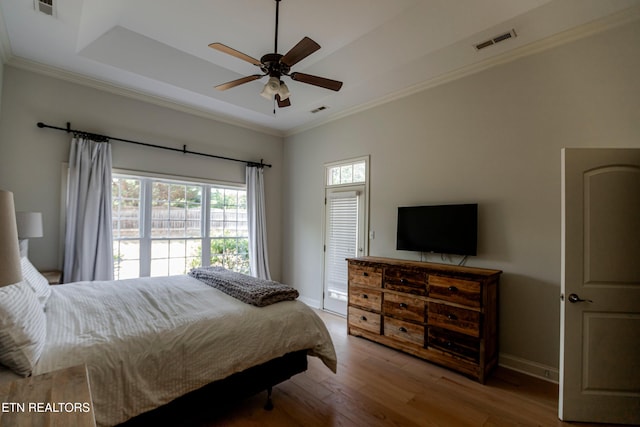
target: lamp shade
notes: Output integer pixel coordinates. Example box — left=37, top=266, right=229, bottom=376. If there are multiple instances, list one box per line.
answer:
left=16, top=212, right=43, bottom=238
left=260, top=76, right=280, bottom=99
left=0, top=190, right=23, bottom=287
left=278, top=81, right=290, bottom=101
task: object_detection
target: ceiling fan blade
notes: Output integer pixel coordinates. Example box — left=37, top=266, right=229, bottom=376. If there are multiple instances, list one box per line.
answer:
left=280, top=37, right=321, bottom=67
left=209, top=43, right=262, bottom=66
left=276, top=94, right=291, bottom=108
left=215, top=74, right=263, bottom=91
left=290, top=72, right=343, bottom=91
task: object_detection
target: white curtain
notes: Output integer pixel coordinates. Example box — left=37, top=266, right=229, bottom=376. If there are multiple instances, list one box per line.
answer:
left=63, top=137, right=113, bottom=283
left=246, top=165, right=271, bottom=280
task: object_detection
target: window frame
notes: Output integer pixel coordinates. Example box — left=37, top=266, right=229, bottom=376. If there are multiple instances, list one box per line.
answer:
left=325, top=157, right=368, bottom=187
left=111, top=169, right=248, bottom=279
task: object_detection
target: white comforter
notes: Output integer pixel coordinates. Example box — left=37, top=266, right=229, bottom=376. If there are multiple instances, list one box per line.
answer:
left=34, top=275, right=337, bottom=426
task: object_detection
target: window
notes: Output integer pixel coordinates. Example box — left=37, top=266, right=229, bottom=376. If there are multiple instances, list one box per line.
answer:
left=112, top=174, right=248, bottom=280
left=209, top=187, right=249, bottom=273
left=112, top=178, right=142, bottom=280
left=149, top=181, right=203, bottom=277
left=326, top=160, right=366, bottom=186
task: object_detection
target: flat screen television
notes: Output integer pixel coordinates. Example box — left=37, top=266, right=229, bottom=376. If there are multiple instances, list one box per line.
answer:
left=396, top=204, right=478, bottom=256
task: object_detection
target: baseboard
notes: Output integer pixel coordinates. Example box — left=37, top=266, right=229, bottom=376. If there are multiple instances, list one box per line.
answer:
left=499, top=353, right=559, bottom=384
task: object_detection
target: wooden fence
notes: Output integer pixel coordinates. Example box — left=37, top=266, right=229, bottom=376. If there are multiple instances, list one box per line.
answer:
left=113, top=208, right=247, bottom=236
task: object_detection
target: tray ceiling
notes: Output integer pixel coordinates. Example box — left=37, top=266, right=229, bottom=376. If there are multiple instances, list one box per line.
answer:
left=1, top=0, right=638, bottom=135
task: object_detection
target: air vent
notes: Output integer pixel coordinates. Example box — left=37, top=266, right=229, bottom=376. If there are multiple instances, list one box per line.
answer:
left=474, top=29, right=517, bottom=51
left=311, top=106, right=329, bottom=114
left=34, top=0, right=54, bottom=16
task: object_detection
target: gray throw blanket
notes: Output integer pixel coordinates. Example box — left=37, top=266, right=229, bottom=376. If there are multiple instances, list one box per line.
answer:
left=188, top=266, right=299, bottom=307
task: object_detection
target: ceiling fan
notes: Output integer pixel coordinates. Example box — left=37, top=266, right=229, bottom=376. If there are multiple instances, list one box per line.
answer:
left=209, top=0, right=343, bottom=108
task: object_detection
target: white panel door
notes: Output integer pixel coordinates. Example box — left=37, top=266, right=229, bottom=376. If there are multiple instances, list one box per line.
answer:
left=560, top=148, right=640, bottom=424
left=323, top=186, right=365, bottom=315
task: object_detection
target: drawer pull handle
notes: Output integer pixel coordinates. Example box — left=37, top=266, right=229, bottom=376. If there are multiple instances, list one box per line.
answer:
left=447, top=286, right=458, bottom=292
left=362, top=294, right=368, bottom=299
left=362, top=272, right=369, bottom=277
left=446, top=341, right=453, bottom=347
left=399, top=327, right=407, bottom=333
left=447, top=314, right=458, bottom=321
left=399, top=303, right=408, bottom=308
left=360, top=316, right=367, bottom=321
left=400, top=278, right=407, bottom=284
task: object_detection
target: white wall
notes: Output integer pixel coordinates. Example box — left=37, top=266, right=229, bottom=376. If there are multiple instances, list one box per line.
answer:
left=282, top=21, right=640, bottom=375
left=0, top=67, right=284, bottom=279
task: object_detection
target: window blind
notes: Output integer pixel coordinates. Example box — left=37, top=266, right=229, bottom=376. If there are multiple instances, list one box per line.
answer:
left=326, top=192, right=359, bottom=296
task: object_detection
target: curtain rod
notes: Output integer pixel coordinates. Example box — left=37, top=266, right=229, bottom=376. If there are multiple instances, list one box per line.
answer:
left=36, top=122, right=272, bottom=168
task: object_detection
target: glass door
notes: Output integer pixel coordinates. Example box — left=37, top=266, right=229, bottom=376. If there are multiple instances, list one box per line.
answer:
left=323, top=186, right=365, bottom=315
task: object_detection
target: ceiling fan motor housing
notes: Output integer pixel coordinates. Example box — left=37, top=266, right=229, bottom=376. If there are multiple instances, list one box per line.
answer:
left=260, top=53, right=290, bottom=78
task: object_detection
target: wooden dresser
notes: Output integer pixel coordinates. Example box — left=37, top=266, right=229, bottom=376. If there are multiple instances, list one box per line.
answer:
left=347, top=256, right=501, bottom=383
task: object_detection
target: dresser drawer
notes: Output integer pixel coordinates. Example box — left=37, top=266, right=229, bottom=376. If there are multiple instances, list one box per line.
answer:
left=384, top=268, right=427, bottom=295
left=428, top=327, right=479, bottom=362
left=427, top=302, right=480, bottom=337
left=349, top=286, right=382, bottom=311
left=348, top=306, right=382, bottom=334
left=383, top=293, right=425, bottom=323
left=428, top=275, right=481, bottom=307
left=383, top=316, right=425, bottom=346
left=349, top=264, right=383, bottom=288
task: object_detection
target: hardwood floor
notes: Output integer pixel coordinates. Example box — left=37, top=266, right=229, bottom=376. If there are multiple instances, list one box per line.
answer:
left=200, top=310, right=612, bottom=427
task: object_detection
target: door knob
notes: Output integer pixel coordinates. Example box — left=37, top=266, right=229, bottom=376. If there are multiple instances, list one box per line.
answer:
left=568, top=293, right=592, bottom=303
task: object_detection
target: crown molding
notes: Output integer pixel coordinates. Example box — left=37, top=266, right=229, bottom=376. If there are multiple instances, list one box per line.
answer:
left=285, top=4, right=640, bottom=138
left=5, top=56, right=285, bottom=138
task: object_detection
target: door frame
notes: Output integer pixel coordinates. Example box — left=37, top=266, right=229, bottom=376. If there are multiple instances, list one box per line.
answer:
left=321, top=156, right=370, bottom=315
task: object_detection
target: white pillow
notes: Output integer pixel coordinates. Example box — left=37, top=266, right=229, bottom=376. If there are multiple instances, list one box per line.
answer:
left=0, top=281, right=47, bottom=376
left=20, top=257, right=52, bottom=307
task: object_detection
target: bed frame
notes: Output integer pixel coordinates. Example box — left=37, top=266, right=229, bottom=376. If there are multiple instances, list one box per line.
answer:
left=118, top=350, right=309, bottom=426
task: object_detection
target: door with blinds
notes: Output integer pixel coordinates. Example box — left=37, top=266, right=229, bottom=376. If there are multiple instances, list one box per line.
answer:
left=323, top=186, right=365, bottom=315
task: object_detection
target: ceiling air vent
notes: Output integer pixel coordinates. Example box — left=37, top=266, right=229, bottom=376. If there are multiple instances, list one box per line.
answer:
left=34, top=0, right=54, bottom=16
left=474, top=29, right=517, bottom=51
left=311, top=106, right=329, bottom=114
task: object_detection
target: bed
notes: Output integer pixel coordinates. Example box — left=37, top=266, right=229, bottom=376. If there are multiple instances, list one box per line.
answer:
left=0, top=263, right=337, bottom=427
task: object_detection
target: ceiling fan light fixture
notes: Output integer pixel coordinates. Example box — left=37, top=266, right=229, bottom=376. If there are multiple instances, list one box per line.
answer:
left=267, top=76, right=280, bottom=91
left=278, top=81, right=290, bottom=101
left=261, top=76, right=280, bottom=99
left=260, top=85, right=272, bottom=99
